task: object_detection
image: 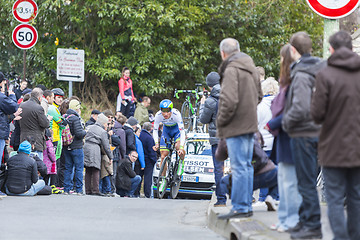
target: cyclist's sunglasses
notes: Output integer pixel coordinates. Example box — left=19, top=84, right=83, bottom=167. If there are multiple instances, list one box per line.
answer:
left=161, top=108, right=171, bottom=113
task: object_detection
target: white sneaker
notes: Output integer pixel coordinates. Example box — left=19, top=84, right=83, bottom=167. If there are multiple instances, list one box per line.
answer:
left=265, top=195, right=277, bottom=211
left=252, top=201, right=267, bottom=209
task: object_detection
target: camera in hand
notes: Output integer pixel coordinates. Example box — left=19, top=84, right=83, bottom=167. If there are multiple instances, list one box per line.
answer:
left=203, top=90, right=209, bottom=98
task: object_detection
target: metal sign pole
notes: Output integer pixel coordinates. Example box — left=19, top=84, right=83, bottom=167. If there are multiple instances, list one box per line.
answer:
left=69, top=81, right=73, bottom=98
left=23, top=50, right=26, bottom=81
left=323, top=19, right=340, bottom=59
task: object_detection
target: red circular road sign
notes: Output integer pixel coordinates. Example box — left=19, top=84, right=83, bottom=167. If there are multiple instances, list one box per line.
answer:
left=307, top=0, right=360, bottom=19
left=12, top=0, right=38, bottom=23
left=12, top=24, right=38, bottom=49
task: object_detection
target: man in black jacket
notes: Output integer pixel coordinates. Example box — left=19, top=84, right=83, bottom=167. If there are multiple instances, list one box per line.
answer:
left=199, top=72, right=226, bottom=207
left=123, top=116, right=137, bottom=155
left=19, top=88, right=50, bottom=160
left=85, top=109, right=100, bottom=128
left=115, top=151, right=141, bottom=197
left=63, top=99, right=86, bottom=195
left=282, top=32, right=324, bottom=239
left=6, top=141, right=45, bottom=196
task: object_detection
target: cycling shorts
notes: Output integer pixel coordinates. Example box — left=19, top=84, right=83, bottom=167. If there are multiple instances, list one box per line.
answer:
left=160, top=124, right=180, bottom=150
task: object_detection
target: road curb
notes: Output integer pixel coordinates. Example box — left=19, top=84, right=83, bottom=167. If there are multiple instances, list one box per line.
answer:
left=207, top=193, right=289, bottom=240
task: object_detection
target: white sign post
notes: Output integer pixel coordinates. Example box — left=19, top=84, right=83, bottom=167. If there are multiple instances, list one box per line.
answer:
left=57, top=48, right=85, bottom=97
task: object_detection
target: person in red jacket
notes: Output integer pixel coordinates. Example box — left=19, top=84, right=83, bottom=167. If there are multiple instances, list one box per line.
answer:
left=117, top=67, right=136, bottom=117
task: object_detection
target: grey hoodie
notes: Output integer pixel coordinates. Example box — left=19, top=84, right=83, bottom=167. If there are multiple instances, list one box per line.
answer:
left=199, top=84, right=220, bottom=145
left=282, top=54, right=326, bottom=137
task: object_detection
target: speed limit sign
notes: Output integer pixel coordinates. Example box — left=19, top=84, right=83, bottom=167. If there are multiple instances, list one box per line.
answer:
left=12, top=24, right=38, bottom=49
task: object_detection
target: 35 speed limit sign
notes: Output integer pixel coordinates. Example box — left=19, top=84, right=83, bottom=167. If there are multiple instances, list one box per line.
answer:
left=12, top=24, right=38, bottom=49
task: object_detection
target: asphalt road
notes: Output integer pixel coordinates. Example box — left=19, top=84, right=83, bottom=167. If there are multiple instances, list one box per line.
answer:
left=0, top=195, right=223, bottom=240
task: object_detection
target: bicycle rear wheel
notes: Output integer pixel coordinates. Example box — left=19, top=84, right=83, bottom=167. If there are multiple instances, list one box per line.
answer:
left=156, top=157, right=170, bottom=199
left=170, top=159, right=182, bottom=199
left=181, top=101, right=192, bottom=132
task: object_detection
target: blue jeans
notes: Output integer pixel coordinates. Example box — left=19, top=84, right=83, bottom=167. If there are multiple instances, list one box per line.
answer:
left=99, top=176, right=112, bottom=194
left=323, top=167, right=360, bottom=240
left=277, top=162, right=302, bottom=230
left=290, top=137, right=321, bottom=229
left=220, top=168, right=277, bottom=198
left=6, top=180, right=45, bottom=196
left=0, top=139, right=5, bottom=161
left=226, top=134, right=254, bottom=213
left=117, top=175, right=141, bottom=197
left=64, top=148, right=84, bottom=193
left=211, top=144, right=226, bottom=203
left=144, top=161, right=155, bottom=198
left=253, top=167, right=278, bottom=197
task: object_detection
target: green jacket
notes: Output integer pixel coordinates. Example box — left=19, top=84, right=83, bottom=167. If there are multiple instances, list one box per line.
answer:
left=134, top=103, right=149, bottom=126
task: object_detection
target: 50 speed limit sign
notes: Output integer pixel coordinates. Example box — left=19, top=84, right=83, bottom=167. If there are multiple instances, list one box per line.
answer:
left=12, top=24, right=38, bottom=49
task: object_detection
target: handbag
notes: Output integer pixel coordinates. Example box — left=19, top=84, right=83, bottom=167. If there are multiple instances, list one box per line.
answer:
left=215, top=138, right=228, bottom=161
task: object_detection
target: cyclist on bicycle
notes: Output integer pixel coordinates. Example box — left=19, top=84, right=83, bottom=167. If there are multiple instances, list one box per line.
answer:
left=153, top=99, right=186, bottom=179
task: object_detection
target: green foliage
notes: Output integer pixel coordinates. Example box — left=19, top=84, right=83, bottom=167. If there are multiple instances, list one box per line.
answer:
left=0, top=0, right=323, bottom=104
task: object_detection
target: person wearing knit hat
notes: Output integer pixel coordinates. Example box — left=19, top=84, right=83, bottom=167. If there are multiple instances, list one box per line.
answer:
left=5, top=140, right=46, bottom=196
left=83, top=113, right=113, bottom=196
left=69, top=99, right=81, bottom=111
left=63, top=97, right=87, bottom=195
left=127, top=116, right=138, bottom=127
left=18, top=140, right=32, bottom=155
left=206, top=72, right=220, bottom=88
left=199, top=71, right=225, bottom=206
left=96, top=113, right=108, bottom=126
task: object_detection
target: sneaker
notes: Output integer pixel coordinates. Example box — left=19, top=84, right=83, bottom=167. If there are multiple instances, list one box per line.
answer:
left=214, top=202, right=226, bottom=207
left=106, top=193, right=116, bottom=197
left=0, top=191, right=6, bottom=198
left=290, top=226, right=322, bottom=239
left=75, top=192, right=85, bottom=196
left=177, top=160, right=184, bottom=176
left=270, top=224, right=279, bottom=230
left=159, top=179, right=167, bottom=192
left=252, top=201, right=267, bottom=208
left=217, top=210, right=252, bottom=220
left=265, top=195, right=277, bottom=211
left=63, top=191, right=70, bottom=195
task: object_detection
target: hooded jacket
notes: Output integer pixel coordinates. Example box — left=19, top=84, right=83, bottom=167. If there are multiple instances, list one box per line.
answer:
left=311, top=47, right=360, bottom=167
left=282, top=54, right=325, bottom=137
left=19, top=97, right=50, bottom=151
left=216, top=52, right=262, bottom=138
left=6, top=152, right=38, bottom=194
left=113, top=120, right=126, bottom=161
left=0, top=93, right=18, bottom=140
left=64, top=109, right=86, bottom=149
left=199, top=84, right=220, bottom=145
left=84, top=122, right=113, bottom=169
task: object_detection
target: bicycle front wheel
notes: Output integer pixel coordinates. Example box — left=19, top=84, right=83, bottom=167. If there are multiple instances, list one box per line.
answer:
left=181, top=101, right=192, bottom=132
left=170, top=160, right=182, bottom=199
left=156, top=157, right=170, bottom=199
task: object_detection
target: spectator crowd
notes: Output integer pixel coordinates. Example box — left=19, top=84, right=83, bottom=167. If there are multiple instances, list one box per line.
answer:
left=1, top=29, right=359, bottom=240
left=0, top=79, right=156, bottom=198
